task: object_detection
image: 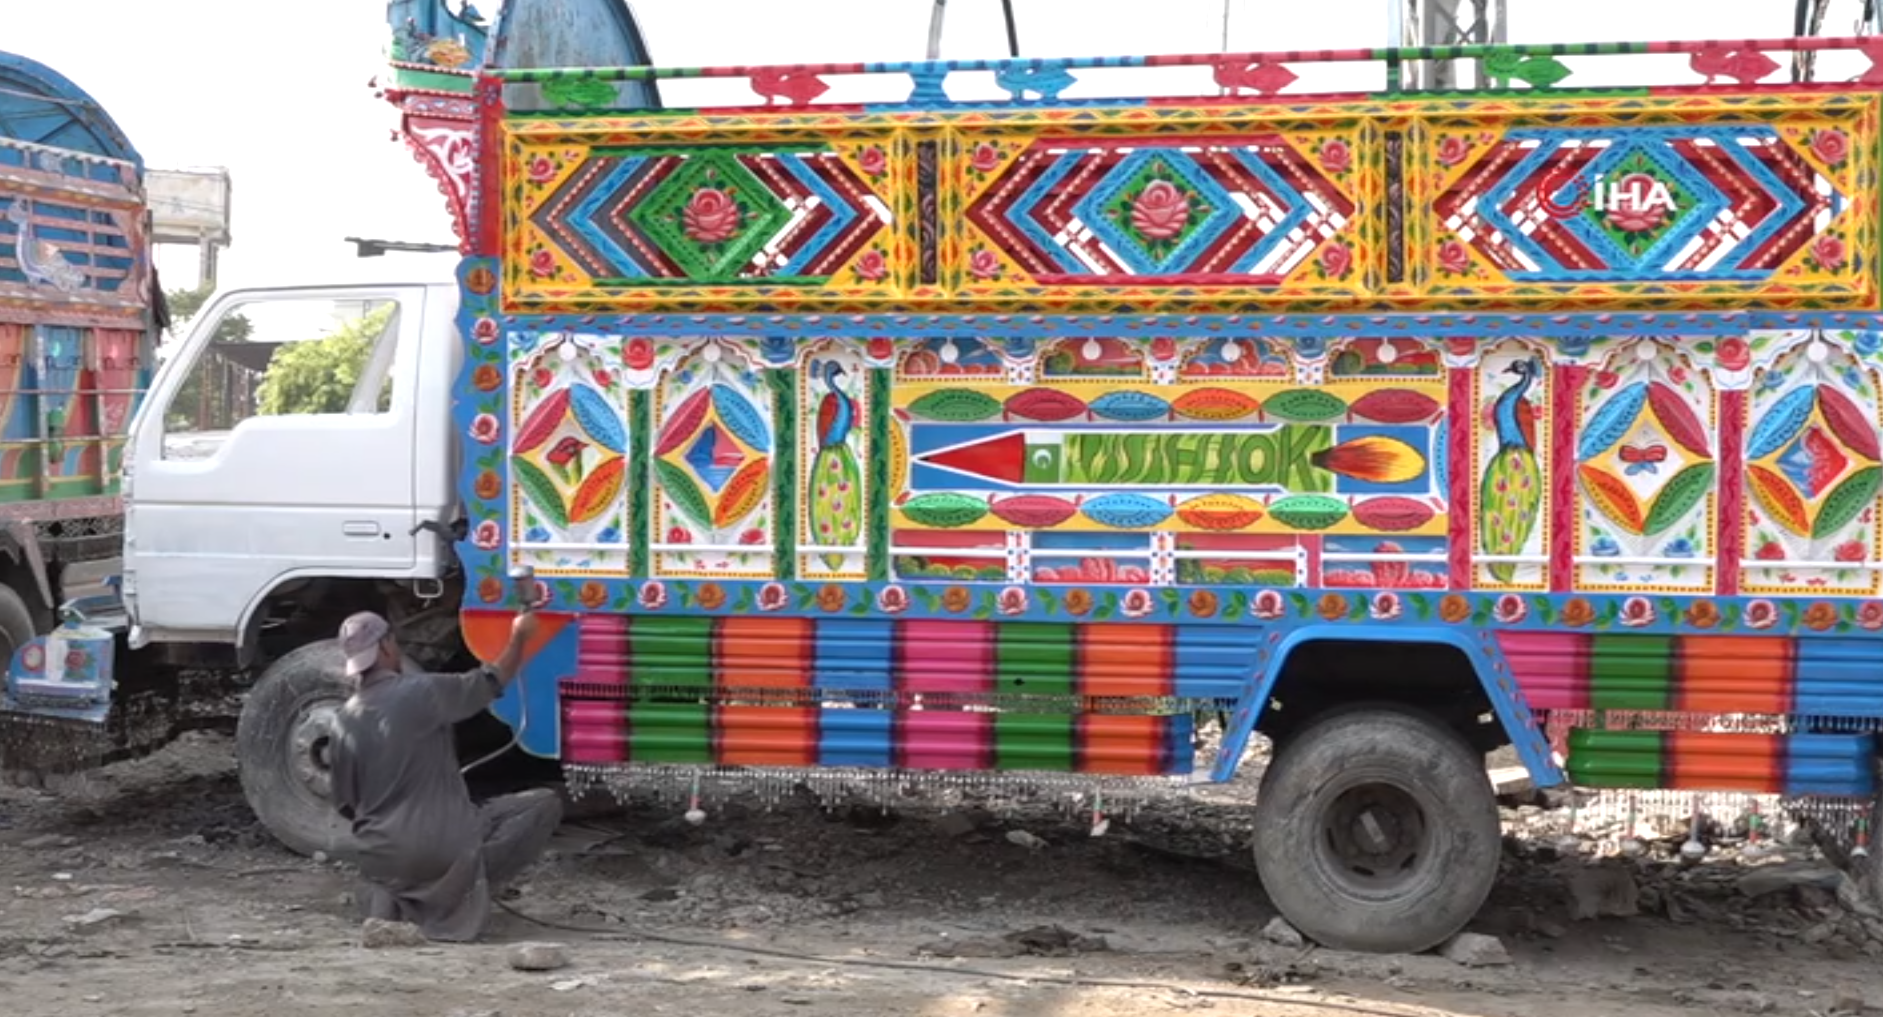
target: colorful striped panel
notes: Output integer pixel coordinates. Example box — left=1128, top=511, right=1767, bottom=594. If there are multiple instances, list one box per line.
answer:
left=1497, top=631, right=1591, bottom=711
left=1566, top=728, right=1875, bottom=796
left=717, top=617, right=814, bottom=766
left=1171, top=626, right=1259, bottom=702
left=995, top=623, right=1075, bottom=770
left=1787, top=734, right=1876, bottom=796
left=1080, top=713, right=1194, bottom=775
left=556, top=615, right=1211, bottom=775
left=899, top=619, right=995, bottom=696
left=898, top=619, right=995, bottom=767
left=899, top=710, right=992, bottom=770
left=1793, top=638, right=1883, bottom=718
left=812, top=618, right=894, bottom=697
left=1588, top=635, right=1675, bottom=712
left=628, top=616, right=713, bottom=762
left=1673, top=636, right=1793, bottom=715
left=817, top=707, right=894, bottom=768
left=1079, top=623, right=1173, bottom=699
left=564, top=615, right=629, bottom=763
left=1668, top=731, right=1780, bottom=793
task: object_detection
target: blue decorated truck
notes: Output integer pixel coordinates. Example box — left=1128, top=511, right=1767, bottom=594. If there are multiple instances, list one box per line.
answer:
left=16, top=3, right=1883, bottom=955
left=0, top=50, right=157, bottom=771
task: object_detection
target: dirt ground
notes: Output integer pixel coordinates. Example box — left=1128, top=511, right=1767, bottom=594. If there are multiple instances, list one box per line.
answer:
left=0, top=733, right=1879, bottom=1017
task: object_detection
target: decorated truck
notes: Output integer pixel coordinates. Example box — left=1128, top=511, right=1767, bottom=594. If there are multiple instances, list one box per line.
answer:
left=0, top=51, right=156, bottom=767
left=16, top=0, right=1883, bottom=954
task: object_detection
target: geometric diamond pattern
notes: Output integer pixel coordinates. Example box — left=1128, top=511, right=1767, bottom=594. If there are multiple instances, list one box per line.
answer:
left=628, top=152, right=791, bottom=280
left=967, top=136, right=1353, bottom=284
left=530, top=148, right=886, bottom=283
left=684, top=422, right=747, bottom=493
left=1445, top=126, right=1836, bottom=283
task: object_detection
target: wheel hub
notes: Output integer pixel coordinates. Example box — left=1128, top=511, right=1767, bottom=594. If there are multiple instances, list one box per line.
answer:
left=1320, top=782, right=1428, bottom=888
left=285, top=700, right=341, bottom=800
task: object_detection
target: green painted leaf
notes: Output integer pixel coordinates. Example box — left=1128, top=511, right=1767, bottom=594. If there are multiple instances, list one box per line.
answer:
left=900, top=492, right=990, bottom=528
left=513, top=458, right=568, bottom=529
left=906, top=388, right=1002, bottom=422
left=654, top=460, right=713, bottom=529
left=1263, top=388, right=1348, bottom=422
left=1642, top=463, right=1715, bottom=536
left=1814, top=465, right=1882, bottom=539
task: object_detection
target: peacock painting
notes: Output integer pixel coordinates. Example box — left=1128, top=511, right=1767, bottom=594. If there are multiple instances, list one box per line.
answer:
left=809, top=359, right=862, bottom=570
left=1480, top=356, right=1542, bottom=583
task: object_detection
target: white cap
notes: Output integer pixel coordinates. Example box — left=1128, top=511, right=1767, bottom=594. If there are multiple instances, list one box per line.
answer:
left=338, top=611, right=390, bottom=678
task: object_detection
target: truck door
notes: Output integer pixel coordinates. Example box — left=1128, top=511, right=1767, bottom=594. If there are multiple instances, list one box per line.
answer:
left=121, top=286, right=429, bottom=645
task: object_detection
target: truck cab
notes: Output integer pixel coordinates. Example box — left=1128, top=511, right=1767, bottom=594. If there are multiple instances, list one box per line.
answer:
left=121, top=283, right=462, bottom=657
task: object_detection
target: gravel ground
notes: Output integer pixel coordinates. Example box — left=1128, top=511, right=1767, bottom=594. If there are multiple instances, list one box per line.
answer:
left=0, top=731, right=1879, bottom=1017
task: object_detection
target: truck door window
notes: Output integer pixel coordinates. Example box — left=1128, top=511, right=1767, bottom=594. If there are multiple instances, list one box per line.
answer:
left=161, top=296, right=402, bottom=460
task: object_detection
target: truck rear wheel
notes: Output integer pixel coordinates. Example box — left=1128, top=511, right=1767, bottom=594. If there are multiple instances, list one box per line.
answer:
left=236, top=639, right=355, bottom=858
left=1251, top=707, right=1500, bottom=954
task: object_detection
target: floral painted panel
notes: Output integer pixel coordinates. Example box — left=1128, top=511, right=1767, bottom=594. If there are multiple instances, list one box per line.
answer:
left=649, top=340, right=777, bottom=579
left=1741, top=331, right=1882, bottom=597
left=1574, top=340, right=1717, bottom=592
left=503, top=333, right=631, bottom=576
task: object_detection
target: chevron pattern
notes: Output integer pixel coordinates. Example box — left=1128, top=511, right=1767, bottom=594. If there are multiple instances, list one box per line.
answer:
left=530, top=147, right=888, bottom=284
left=1437, top=126, right=1841, bottom=283
left=965, top=136, right=1355, bottom=284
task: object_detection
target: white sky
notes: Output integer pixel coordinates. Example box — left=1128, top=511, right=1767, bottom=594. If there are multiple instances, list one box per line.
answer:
left=5, top=0, right=1839, bottom=296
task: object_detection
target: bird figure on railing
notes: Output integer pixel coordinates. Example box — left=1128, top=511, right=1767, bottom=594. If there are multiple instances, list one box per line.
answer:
left=5, top=199, right=86, bottom=293
left=809, top=360, right=862, bottom=570
left=749, top=68, right=830, bottom=106
left=1480, top=356, right=1542, bottom=583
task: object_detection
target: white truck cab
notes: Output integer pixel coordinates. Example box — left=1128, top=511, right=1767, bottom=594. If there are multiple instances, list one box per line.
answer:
left=121, top=283, right=463, bottom=661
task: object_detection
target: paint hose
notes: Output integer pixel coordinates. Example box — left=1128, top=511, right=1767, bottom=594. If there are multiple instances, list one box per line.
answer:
left=460, top=565, right=538, bottom=775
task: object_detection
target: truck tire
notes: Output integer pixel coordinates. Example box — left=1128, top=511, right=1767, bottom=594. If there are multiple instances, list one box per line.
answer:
left=235, top=639, right=356, bottom=859
left=0, top=585, right=34, bottom=669
left=1251, top=707, right=1501, bottom=954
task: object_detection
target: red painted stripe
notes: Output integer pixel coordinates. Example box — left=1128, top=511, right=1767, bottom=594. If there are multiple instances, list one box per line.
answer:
left=1717, top=387, right=1747, bottom=595
left=1446, top=364, right=1473, bottom=589
left=1548, top=366, right=1584, bottom=592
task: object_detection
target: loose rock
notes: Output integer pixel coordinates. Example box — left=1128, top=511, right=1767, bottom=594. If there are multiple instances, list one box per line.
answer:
left=507, top=941, right=569, bottom=972
left=62, top=908, right=126, bottom=929
left=1260, top=917, right=1305, bottom=949
left=1005, top=830, right=1047, bottom=851
left=1736, top=864, right=1841, bottom=899
left=360, top=918, right=427, bottom=949
left=1566, top=860, right=1638, bottom=920
left=1441, top=932, right=1511, bottom=968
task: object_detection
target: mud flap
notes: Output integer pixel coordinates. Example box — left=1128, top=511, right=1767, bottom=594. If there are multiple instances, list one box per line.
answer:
left=1, top=618, right=116, bottom=774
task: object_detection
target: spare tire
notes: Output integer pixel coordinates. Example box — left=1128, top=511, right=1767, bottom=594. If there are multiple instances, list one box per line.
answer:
left=235, top=639, right=357, bottom=858
left=1251, top=707, right=1501, bottom=954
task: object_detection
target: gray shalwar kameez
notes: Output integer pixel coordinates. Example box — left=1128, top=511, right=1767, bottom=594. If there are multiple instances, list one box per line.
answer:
left=328, top=663, right=562, bottom=941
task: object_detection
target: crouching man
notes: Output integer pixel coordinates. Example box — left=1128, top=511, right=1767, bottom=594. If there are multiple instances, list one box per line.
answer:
left=327, top=607, right=562, bottom=942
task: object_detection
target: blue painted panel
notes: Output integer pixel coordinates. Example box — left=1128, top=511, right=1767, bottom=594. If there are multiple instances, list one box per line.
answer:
left=1793, top=637, right=1883, bottom=718
left=1784, top=733, right=1875, bottom=797
left=817, top=707, right=893, bottom=767
left=813, top=618, right=894, bottom=694
left=1172, top=626, right=1258, bottom=702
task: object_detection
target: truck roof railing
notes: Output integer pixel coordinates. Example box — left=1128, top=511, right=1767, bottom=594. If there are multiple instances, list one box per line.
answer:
left=479, top=34, right=1883, bottom=108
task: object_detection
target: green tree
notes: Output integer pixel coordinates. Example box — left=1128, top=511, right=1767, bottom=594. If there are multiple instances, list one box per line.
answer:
left=166, top=284, right=252, bottom=343
left=257, top=305, right=395, bottom=415
left=162, top=284, right=254, bottom=431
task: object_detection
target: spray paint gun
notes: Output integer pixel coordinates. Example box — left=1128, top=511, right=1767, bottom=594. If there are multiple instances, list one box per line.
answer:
left=509, top=564, right=539, bottom=614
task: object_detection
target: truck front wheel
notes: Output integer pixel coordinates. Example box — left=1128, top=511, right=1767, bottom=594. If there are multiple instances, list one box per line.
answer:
left=0, top=585, right=35, bottom=669
left=235, top=639, right=355, bottom=858
left=1251, top=707, right=1501, bottom=954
